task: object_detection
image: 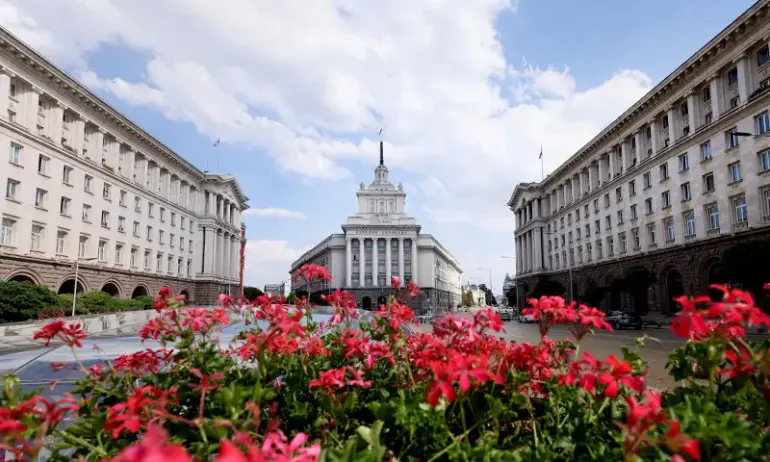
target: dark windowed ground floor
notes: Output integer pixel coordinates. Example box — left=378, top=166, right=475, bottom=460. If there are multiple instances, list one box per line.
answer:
left=516, top=228, right=770, bottom=315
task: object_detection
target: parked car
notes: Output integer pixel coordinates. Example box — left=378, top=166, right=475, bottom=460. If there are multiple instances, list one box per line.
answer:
left=605, top=311, right=643, bottom=330
left=518, top=312, right=536, bottom=323
left=495, top=307, right=514, bottom=322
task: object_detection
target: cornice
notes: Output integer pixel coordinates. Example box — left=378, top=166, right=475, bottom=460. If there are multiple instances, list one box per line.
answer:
left=0, top=26, right=243, bottom=189
left=539, top=0, right=770, bottom=189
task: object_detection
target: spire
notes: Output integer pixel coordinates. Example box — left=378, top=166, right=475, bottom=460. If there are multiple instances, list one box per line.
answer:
left=379, top=140, right=384, bottom=166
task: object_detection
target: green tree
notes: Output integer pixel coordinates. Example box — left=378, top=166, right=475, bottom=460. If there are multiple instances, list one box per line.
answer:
left=0, top=281, right=59, bottom=322
left=504, top=286, right=517, bottom=307
left=243, top=286, right=264, bottom=301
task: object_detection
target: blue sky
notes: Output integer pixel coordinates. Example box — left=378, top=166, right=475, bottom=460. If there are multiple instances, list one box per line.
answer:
left=0, top=0, right=757, bottom=291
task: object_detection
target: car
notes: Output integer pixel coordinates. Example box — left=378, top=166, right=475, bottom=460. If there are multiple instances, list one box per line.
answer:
left=495, top=308, right=514, bottom=322
left=518, top=312, right=536, bottom=323
left=605, top=311, right=643, bottom=330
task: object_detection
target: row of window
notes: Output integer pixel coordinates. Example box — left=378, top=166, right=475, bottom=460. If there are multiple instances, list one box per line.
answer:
left=7, top=81, right=199, bottom=212
left=535, top=109, right=770, bottom=222
left=0, top=217, right=193, bottom=275
left=548, top=197, right=748, bottom=271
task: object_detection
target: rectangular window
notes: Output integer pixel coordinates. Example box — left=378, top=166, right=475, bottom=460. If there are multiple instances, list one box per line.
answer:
left=703, top=172, right=715, bottom=192
left=160, top=207, right=166, bottom=222
left=628, top=180, right=636, bottom=195
left=133, top=221, right=140, bottom=236
left=30, top=224, right=43, bottom=251
left=708, top=205, right=720, bottom=230
left=101, top=211, right=110, bottom=228
left=728, top=68, right=738, bottom=85
left=680, top=182, right=691, bottom=201
left=662, top=191, right=671, bottom=208
left=8, top=143, right=21, bottom=164
left=118, top=216, right=125, bottom=233
left=726, top=128, right=740, bottom=149
left=645, top=198, right=653, bottom=214
left=643, top=172, right=651, bottom=189
left=728, top=162, right=742, bottom=183
left=615, top=187, right=622, bottom=202
left=678, top=153, right=689, bottom=171
left=147, top=226, right=153, bottom=241
left=632, top=228, right=640, bottom=249
left=648, top=225, right=656, bottom=245
left=62, top=165, right=72, bottom=184
left=119, top=190, right=127, bottom=207
left=103, top=183, right=111, bottom=200
left=760, top=150, right=770, bottom=172
left=97, top=240, right=106, bottom=262
left=659, top=163, right=669, bottom=181
left=0, top=218, right=14, bottom=246
left=56, top=230, right=67, bottom=254
left=78, top=236, right=88, bottom=258
left=170, top=233, right=175, bottom=247
left=5, top=179, right=19, bottom=201
left=34, top=188, right=47, bottom=209
left=756, top=111, right=770, bottom=135
left=664, top=219, right=675, bottom=242
left=84, top=175, right=93, bottom=193
left=115, top=244, right=123, bottom=264
left=685, top=212, right=696, bottom=236
left=619, top=232, right=626, bottom=252
left=37, top=154, right=50, bottom=175
left=630, top=204, right=637, bottom=220
left=134, top=197, right=141, bottom=212
left=605, top=215, right=611, bottom=230
left=82, top=205, right=91, bottom=223
left=758, top=46, right=770, bottom=67
left=617, top=210, right=624, bottom=225
left=130, top=248, right=138, bottom=267
left=60, top=197, right=71, bottom=216
left=148, top=203, right=154, bottom=218
left=734, top=196, right=748, bottom=224
left=144, top=250, right=151, bottom=270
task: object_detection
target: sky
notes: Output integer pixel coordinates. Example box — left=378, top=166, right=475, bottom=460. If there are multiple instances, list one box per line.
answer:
left=0, top=0, right=757, bottom=294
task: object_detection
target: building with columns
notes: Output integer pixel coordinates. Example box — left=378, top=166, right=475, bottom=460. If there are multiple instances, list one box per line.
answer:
left=290, top=142, right=462, bottom=312
left=509, top=1, right=770, bottom=314
left=0, top=26, right=247, bottom=304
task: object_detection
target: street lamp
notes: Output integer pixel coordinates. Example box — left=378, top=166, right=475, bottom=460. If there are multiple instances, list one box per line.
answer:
left=71, top=257, right=97, bottom=317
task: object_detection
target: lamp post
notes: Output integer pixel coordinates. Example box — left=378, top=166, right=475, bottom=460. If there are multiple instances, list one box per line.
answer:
left=72, top=257, right=97, bottom=317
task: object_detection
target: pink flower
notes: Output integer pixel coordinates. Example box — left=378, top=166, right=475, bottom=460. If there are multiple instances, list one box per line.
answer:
left=32, top=320, right=87, bottom=348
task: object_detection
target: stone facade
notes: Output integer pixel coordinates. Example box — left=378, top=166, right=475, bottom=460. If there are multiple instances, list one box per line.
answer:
left=0, top=252, right=240, bottom=304
left=517, top=226, right=770, bottom=314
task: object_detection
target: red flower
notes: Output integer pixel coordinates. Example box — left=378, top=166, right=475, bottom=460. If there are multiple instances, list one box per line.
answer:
left=189, top=368, right=226, bottom=393
left=309, top=367, right=372, bottom=395
left=391, top=276, right=402, bottom=288
left=108, top=423, right=193, bottom=462
left=32, top=320, right=87, bottom=348
left=406, top=280, right=421, bottom=299
left=522, top=296, right=577, bottom=338
left=295, top=263, right=332, bottom=283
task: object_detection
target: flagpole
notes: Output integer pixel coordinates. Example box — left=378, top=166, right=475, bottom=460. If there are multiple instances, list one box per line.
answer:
left=540, top=146, right=544, bottom=181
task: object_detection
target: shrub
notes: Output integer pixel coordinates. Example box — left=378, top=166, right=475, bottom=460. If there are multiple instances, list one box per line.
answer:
left=2, top=266, right=770, bottom=461
left=0, top=281, right=59, bottom=323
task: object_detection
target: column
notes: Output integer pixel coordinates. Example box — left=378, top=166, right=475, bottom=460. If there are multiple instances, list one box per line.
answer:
left=372, top=238, right=378, bottom=287
left=223, top=233, right=230, bottom=280
left=216, top=230, right=223, bottom=276
left=734, top=53, right=750, bottom=105
left=398, top=238, right=404, bottom=281
left=25, top=86, right=41, bottom=131
left=345, top=238, right=353, bottom=287
left=411, top=237, right=418, bottom=285
left=204, top=227, right=215, bottom=275
left=533, top=227, right=542, bottom=271
left=686, top=89, right=697, bottom=131
left=224, top=200, right=230, bottom=224
left=586, top=165, right=593, bottom=192
left=598, top=156, right=606, bottom=185
left=708, top=74, right=722, bottom=120
left=634, top=130, right=643, bottom=164
left=516, top=237, right=522, bottom=273
left=93, top=128, right=104, bottom=163
left=385, top=237, right=392, bottom=283
left=649, top=119, right=659, bottom=156
left=50, top=102, right=64, bottom=145
left=360, top=238, right=367, bottom=288
left=666, top=105, right=677, bottom=145
left=232, top=236, right=239, bottom=280
left=0, top=68, right=11, bottom=117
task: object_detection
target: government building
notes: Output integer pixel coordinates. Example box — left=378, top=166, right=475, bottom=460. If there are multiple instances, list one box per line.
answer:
left=0, top=27, right=247, bottom=304
left=290, top=143, right=462, bottom=312
left=509, top=1, right=770, bottom=314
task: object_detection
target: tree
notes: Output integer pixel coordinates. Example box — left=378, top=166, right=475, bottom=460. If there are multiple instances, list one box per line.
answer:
left=478, top=284, right=497, bottom=306
left=504, top=286, right=517, bottom=307
left=243, top=286, right=264, bottom=301
left=0, top=281, right=59, bottom=322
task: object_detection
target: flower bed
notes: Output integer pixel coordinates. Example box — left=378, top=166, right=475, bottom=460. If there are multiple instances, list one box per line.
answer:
left=1, top=266, right=770, bottom=461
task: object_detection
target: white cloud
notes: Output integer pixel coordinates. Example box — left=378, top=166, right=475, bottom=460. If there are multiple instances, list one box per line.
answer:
left=243, top=208, right=307, bottom=219
left=0, top=0, right=654, bottom=288
left=243, top=240, right=308, bottom=286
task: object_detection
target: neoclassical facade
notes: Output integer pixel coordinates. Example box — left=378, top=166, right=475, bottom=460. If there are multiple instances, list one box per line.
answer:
left=0, top=26, right=247, bottom=304
left=290, top=143, right=462, bottom=312
left=510, top=1, right=770, bottom=313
